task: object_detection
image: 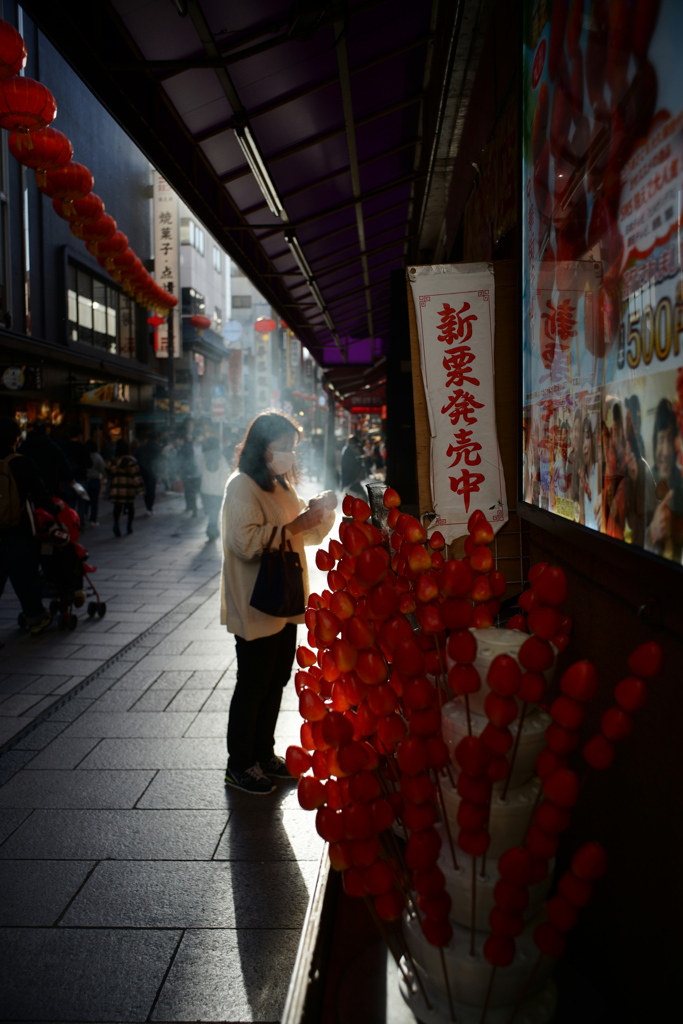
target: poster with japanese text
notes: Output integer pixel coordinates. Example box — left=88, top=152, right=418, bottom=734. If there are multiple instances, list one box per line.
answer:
left=522, top=0, right=683, bottom=565
left=408, top=263, right=508, bottom=543
left=152, top=172, right=181, bottom=358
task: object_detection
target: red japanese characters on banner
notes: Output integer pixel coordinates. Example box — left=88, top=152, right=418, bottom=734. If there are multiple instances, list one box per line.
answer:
left=408, top=263, right=508, bottom=544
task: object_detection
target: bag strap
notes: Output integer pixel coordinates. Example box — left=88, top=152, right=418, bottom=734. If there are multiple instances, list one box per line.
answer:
left=264, top=525, right=278, bottom=552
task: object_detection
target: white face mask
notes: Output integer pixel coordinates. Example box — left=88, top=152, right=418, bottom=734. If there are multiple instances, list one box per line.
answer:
left=269, top=449, right=296, bottom=475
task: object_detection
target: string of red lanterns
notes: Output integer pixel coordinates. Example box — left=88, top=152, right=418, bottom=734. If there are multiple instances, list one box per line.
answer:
left=0, top=17, right=177, bottom=315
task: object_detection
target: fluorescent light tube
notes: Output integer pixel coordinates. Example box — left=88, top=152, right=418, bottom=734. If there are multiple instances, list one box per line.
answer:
left=234, top=123, right=284, bottom=218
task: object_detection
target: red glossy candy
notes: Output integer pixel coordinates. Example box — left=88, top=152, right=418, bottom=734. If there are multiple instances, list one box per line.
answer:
left=403, top=677, right=436, bottom=711
left=342, top=865, right=367, bottom=897
left=614, top=675, right=648, bottom=712
left=337, top=741, right=370, bottom=775
left=489, top=570, right=507, bottom=597
left=455, top=736, right=491, bottom=777
left=342, top=494, right=355, bottom=517
left=415, top=572, right=439, bottom=604
left=321, top=711, right=354, bottom=748
left=375, top=886, right=406, bottom=921
left=470, top=517, right=494, bottom=545
left=457, top=800, right=488, bottom=832
left=456, top=773, right=492, bottom=804
left=428, top=529, right=445, bottom=550
left=532, top=565, right=567, bottom=606
left=367, top=683, right=397, bottom=718
left=506, top=613, right=528, bottom=633
left=383, top=487, right=401, bottom=509
left=519, top=635, right=554, bottom=672
left=559, top=660, right=600, bottom=702
left=331, top=639, right=358, bottom=674
left=397, top=737, right=429, bottom=776
left=534, top=921, right=567, bottom=957
left=299, top=689, right=328, bottom=722
left=518, top=589, right=538, bottom=613
left=300, top=721, right=315, bottom=751
left=328, top=840, right=353, bottom=871
left=551, top=633, right=570, bottom=653
left=343, top=803, right=375, bottom=841
left=498, top=847, right=534, bottom=886
left=440, top=597, right=473, bottom=629
left=528, top=605, right=562, bottom=641
left=469, top=606, right=494, bottom=628
left=296, top=646, right=317, bottom=668
left=627, top=641, right=664, bottom=679
left=376, top=713, right=407, bottom=751
left=439, top=559, right=474, bottom=598
left=447, top=628, right=478, bottom=664
left=549, top=695, right=586, bottom=730
left=535, top=749, right=568, bottom=780
left=472, top=575, right=493, bottom=604
left=393, top=637, right=425, bottom=677
left=600, top=706, right=633, bottom=741
left=405, top=827, right=442, bottom=871
left=448, top=664, right=481, bottom=695
left=356, top=650, right=388, bottom=686
left=311, top=750, right=329, bottom=779
left=315, top=609, right=342, bottom=644
left=419, top=890, right=452, bottom=922
left=403, top=801, right=437, bottom=832
left=371, top=797, right=394, bottom=833
left=542, top=768, right=580, bottom=808
left=534, top=801, right=571, bottom=835
left=458, top=828, right=490, bottom=856
left=518, top=671, right=546, bottom=704
left=408, top=706, right=441, bottom=737
left=421, top=916, right=453, bottom=947
left=528, top=562, right=548, bottom=584
left=420, top=605, right=444, bottom=636
left=545, top=723, right=580, bottom=756
left=487, top=654, right=522, bottom=696
left=571, top=841, right=608, bottom=880
left=315, top=807, right=345, bottom=843
left=527, top=824, right=559, bottom=860
left=484, top=693, right=518, bottom=728
left=481, top=723, right=513, bottom=756
left=558, top=872, right=593, bottom=907
left=470, top=545, right=494, bottom=573
left=583, top=734, right=615, bottom=770
left=363, top=859, right=395, bottom=896
left=413, top=865, right=447, bottom=898
left=327, top=569, right=347, bottom=593
left=399, top=771, right=433, bottom=805
left=425, top=736, right=450, bottom=770
left=286, top=745, right=312, bottom=777
left=298, top=775, right=326, bottom=810
left=488, top=756, right=510, bottom=783
left=483, top=933, right=515, bottom=967
left=546, top=894, right=579, bottom=931
left=348, top=771, right=380, bottom=804
left=493, top=881, right=530, bottom=914
left=489, top=907, right=524, bottom=937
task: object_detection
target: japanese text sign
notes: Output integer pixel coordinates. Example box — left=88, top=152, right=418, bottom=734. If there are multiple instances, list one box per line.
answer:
left=408, top=263, right=508, bottom=542
left=152, top=172, right=180, bottom=358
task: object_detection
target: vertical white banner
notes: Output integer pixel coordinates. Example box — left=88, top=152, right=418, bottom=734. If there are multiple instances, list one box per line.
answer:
left=408, top=263, right=508, bottom=543
left=152, top=171, right=181, bottom=358
left=254, top=333, right=272, bottom=410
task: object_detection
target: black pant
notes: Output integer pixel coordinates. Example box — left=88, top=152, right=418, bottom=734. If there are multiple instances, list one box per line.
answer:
left=142, top=474, right=156, bottom=512
left=0, top=533, right=46, bottom=625
left=227, top=622, right=297, bottom=771
left=85, top=477, right=101, bottom=522
left=113, top=502, right=135, bottom=533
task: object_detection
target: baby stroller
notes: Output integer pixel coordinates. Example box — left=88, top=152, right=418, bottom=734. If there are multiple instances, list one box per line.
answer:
left=26, top=502, right=107, bottom=630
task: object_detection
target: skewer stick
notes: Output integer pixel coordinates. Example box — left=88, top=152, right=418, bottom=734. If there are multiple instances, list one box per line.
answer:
left=394, top=925, right=433, bottom=1010
left=479, top=965, right=497, bottom=1024
left=434, top=636, right=451, bottom=703
left=439, top=946, right=457, bottom=1022
left=505, top=953, right=544, bottom=1024
left=480, top=799, right=492, bottom=879
left=469, top=856, right=477, bottom=957
left=465, top=694, right=473, bottom=736
left=522, top=781, right=544, bottom=845
left=501, top=702, right=528, bottom=803
left=435, top=772, right=459, bottom=870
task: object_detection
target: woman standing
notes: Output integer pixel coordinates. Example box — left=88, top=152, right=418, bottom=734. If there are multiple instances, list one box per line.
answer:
left=108, top=439, right=144, bottom=537
left=221, top=411, right=336, bottom=795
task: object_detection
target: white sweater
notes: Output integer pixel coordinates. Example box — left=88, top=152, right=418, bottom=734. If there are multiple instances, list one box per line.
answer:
left=220, top=470, right=335, bottom=640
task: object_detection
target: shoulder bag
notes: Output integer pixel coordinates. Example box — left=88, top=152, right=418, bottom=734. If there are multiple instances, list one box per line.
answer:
left=250, top=525, right=305, bottom=617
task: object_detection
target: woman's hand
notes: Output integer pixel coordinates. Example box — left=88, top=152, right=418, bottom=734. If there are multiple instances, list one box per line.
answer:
left=286, top=505, right=325, bottom=535
left=309, top=490, right=338, bottom=511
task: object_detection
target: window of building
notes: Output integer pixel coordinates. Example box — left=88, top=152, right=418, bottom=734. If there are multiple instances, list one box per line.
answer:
left=212, top=246, right=221, bottom=273
left=182, top=287, right=206, bottom=316
left=232, top=295, right=252, bottom=308
left=67, top=261, right=137, bottom=358
left=214, top=306, right=222, bottom=332
left=180, top=217, right=205, bottom=256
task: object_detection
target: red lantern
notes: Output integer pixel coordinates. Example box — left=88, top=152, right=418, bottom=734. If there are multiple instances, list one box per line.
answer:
left=254, top=316, right=277, bottom=333
left=147, top=314, right=165, bottom=327
left=0, top=20, right=27, bottom=80
left=52, top=192, right=104, bottom=223
left=190, top=314, right=212, bottom=333
left=71, top=213, right=117, bottom=243
left=86, top=230, right=128, bottom=259
left=36, top=161, right=93, bottom=199
left=9, top=126, right=72, bottom=170
left=0, top=76, right=56, bottom=132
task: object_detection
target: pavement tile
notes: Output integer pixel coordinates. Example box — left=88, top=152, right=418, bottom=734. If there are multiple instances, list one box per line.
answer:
left=165, top=689, right=211, bottom=713
left=0, top=927, right=180, bottom=1021
left=19, top=674, right=72, bottom=693
left=12, top=720, right=69, bottom=749
left=136, top=654, right=231, bottom=672
left=0, top=657, right=103, bottom=676
left=0, top=859, right=95, bottom=925
left=185, top=669, right=225, bottom=688
left=61, top=858, right=317, bottom=928
left=0, top=769, right=156, bottom=809
left=77, top=691, right=136, bottom=713
left=182, top=711, right=227, bottom=738
left=109, top=669, right=162, bottom=690
left=151, top=927, right=301, bottom=1023
left=135, top=769, right=228, bottom=809
left=199, top=689, right=232, bottom=712
left=148, top=671, right=194, bottom=689
left=0, top=717, right=31, bottom=745
left=0, top=808, right=228, bottom=860
left=0, top=750, right=38, bottom=783
left=0, top=692, right=51, bottom=716
left=213, top=809, right=324, bottom=862
left=43, top=697, right=96, bottom=721
left=23, top=737, right=101, bottom=769
left=129, top=689, right=174, bottom=712
left=76, top=737, right=225, bottom=770
left=0, top=807, right=32, bottom=845
left=61, top=710, right=197, bottom=738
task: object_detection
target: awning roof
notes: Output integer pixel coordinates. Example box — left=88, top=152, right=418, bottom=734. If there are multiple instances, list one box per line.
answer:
left=22, top=0, right=493, bottom=391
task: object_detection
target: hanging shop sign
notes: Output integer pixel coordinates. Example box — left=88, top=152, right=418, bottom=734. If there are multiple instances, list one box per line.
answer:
left=521, top=0, right=683, bottom=566
left=75, top=381, right=131, bottom=405
left=408, top=263, right=507, bottom=544
left=0, top=365, right=41, bottom=390
left=152, top=171, right=181, bottom=358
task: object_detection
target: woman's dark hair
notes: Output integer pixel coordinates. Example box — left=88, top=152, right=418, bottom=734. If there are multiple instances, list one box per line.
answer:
left=0, top=416, right=21, bottom=449
left=625, top=412, right=642, bottom=461
left=652, top=398, right=677, bottom=453
left=237, top=410, right=301, bottom=491
left=115, top=439, right=130, bottom=457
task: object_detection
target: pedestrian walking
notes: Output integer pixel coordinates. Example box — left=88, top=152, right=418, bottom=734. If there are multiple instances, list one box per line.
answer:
left=199, top=436, right=228, bottom=541
left=0, top=417, right=58, bottom=634
left=176, top=433, right=200, bottom=515
left=84, top=439, right=106, bottom=526
left=340, top=434, right=367, bottom=499
left=108, top=440, right=144, bottom=537
left=136, top=432, right=162, bottom=514
left=220, top=410, right=336, bottom=795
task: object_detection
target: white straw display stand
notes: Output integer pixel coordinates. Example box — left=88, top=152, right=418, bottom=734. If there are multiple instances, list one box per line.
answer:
left=438, top=773, right=542, bottom=859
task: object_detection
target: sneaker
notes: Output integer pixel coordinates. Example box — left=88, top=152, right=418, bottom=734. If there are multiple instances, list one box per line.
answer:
left=29, top=612, right=52, bottom=635
left=224, top=764, right=276, bottom=795
left=260, top=754, right=296, bottom=779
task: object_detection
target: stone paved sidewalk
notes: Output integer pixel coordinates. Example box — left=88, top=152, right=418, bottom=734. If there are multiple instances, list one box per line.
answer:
left=0, top=485, right=331, bottom=1023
